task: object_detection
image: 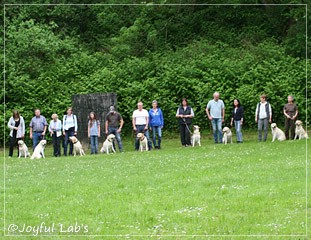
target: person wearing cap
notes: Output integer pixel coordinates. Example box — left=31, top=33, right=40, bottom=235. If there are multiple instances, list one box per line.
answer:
left=176, top=98, right=194, bottom=147
left=132, top=101, right=152, bottom=150
left=105, top=106, right=124, bottom=152
left=149, top=100, right=164, bottom=149
left=49, top=113, right=62, bottom=157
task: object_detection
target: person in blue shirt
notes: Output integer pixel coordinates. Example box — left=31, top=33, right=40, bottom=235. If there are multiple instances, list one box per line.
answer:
left=29, top=108, right=48, bottom=150
left=149, top=100, right=164, bottom=149
left=88, top=112, right=100, bottom=154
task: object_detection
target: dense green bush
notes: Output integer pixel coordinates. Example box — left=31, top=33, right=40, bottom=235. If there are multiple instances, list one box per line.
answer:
left=2, top=3, right=308, bottom=146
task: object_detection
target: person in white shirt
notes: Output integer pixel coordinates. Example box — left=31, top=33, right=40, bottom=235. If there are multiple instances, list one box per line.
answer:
left=132, top=101, right=152, bottom=150
left=62, top=107, right=78, bottom=156
left=255, top=94, right=272, bottom=142
left=49, top=113, right=62, bottom=157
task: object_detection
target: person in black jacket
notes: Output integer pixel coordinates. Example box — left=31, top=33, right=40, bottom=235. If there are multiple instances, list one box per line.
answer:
left=230, top=99, right=244, bottom=143
left=176, top=98, right=194, bottom=147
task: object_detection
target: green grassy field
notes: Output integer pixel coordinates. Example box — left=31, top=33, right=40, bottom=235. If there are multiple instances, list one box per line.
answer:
left=1, top=132, right=310, bottom=239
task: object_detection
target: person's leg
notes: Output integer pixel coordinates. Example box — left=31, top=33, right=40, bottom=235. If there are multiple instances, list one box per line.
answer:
left=211, top=119, right=218, bottom=143
left=157, top=127, right=162, bottom=149
left=52, top=134, right=57, bottom=156
left=216, top=119, right=223, bottom=143
left=94, top=136, right=99, bottom=154
left=114, top=130, right=123, bottom=152
left=152, top=126, right=157, bottom=148
left=9, top=136, right=15, bottom=157
left=135, top=125, right=144, bottom=150
left=64, top=131, right=69, bottom=156
left=69, top=129, right=74, bottom=155
left=185, top=124, right=191, bottom=146
left=258, top=119, right=263, bottom=141
left=285, top=118, right=290, bottom=140
left=290, top=119, right=295, bottom=140
left=263, top=118, right=269, bottom=141
left=180, top=124, right=186, bottom=145
left=32, top=132, right=40, bottom=150
left=90, top=136, right=95, bottom=154
left=144, top=129, right=152, bottom=150
left=56, top=136, right=61, bottom=156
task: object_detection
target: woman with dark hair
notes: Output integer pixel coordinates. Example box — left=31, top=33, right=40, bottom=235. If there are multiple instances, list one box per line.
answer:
left=176, top=98, right=194, bottom=147
left=7, top=110, right=25, bottom=157
left=230, top=99, right=244, bottom=143
left=88, top=112, right=100, bottom=154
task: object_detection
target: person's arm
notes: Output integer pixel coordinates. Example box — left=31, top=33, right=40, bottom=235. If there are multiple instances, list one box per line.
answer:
left=29, top=119, right=33, bottom=139
left=189, top=108, right=194, bottom=118
left=21, top=117, right=25, bottom=138
left=62, top=116, right=66, bottom=136
left=255, top=104, right=258, bottom=123
left=87, top=121, right=90, bottom=138
left=293, top=107, right=298, bottom=119
left=145, top=116, right=149, bottom=129
left=221, top=107, right=225, bottom=123
left=176, top=109, right=181, bottom=118
left=132, top=114, right=136, bottom=131
left=7, top=117, right=14, bottom=130
left=160, top=110, right=164, bottom=128
left=269, top=104, right=272, bottom=123
left=240, top=107, right=244, bottom=125
left=48, top=121, right=53, bottom=134
left=118, top=118, right=124, bottom=133
left=97, top=121, right=100, bottom=138
left=105, top=120, right=109, bottom=134
left=74, top=115, right=78, bottom=134
left=206, top=106, right=212, bottom=120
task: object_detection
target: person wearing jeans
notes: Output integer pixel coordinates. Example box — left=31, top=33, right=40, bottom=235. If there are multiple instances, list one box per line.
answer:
left=49, top=113, right=62, bottom=157
left=132, top=102, right=152, bottom=150
left=29, top=109, right=48, bottom=150
left=230, top=99, right=244, bottom=143
left=88, top=112, right=100, bottom=154
left=105, top=106, right=124, bottom=152
left=149, top=100, right=164, bottom=149
left=206, top=92, right=225, bottom=143
left=255, top=94, right=272, bottom=142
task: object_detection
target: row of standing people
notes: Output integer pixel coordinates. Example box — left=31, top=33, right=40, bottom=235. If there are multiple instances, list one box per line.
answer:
left=176, top=92, right=298, bottom=146
left=7, top=94, right=298, bottom=157
left=7, top=101, right=164, bottom=157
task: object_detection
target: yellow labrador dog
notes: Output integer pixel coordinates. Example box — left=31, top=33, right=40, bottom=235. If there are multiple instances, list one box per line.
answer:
left=271, top=123, right=286, bottom=142
left=30, top=140, right=47, bottom=159
left=191, top=125, right=201, bottom=147
left=100, top=134, right=116, bottom=154
left=294, top=120, right=308, bottom=140
left=69, top=136, right=85, bottom=156
left=137, top=133, right=148, bottom=152
left=18, top=140, right=30, bottom=158
left=222, top=127, right=233, bottom=144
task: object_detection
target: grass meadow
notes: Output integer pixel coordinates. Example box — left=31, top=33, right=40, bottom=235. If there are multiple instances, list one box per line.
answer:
left=1, top=131, right=310, bottom=239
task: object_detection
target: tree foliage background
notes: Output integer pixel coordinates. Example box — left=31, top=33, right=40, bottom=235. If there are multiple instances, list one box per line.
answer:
left=2, top=0, right=310, bottom=145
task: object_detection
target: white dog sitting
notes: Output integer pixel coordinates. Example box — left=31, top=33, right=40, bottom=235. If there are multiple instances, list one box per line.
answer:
left=222, top=127, right=232, bottom=144
left=271, top=123, right=286, bottom=142
left=191, top=125, right=201, bottom=147
left=100, top=134, right=116, bottom=154
left=294, top=120, right=309, bottom=140
left=69, top=136, right=85, bottom=156
left=18, top=140, right=30, bottom=158
left=137, top=132, right=148, bottom=152
left=30, top=139, right=47, bottom=159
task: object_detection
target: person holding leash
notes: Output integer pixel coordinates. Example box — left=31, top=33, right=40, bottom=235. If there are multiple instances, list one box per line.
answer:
left=176, top=98, right=194, bottom=147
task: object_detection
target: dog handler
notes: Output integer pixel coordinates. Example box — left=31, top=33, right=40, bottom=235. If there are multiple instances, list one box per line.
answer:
left=62, top=107, right=78, bottom=156
left=176, top=98, right=194, bottom=147
left=283, top=95, right=298, bottom=140
left=255, top=94, right=272, bottom=142
left=132, top=101, right=152, bottom=150
left=105, top=106, right=124, bottom=152
left=8, top=110, right=25, bottom=157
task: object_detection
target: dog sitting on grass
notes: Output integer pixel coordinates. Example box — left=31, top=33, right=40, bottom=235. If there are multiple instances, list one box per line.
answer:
left=30, top=140, right=47, bottom=159
left=294, top=120, right=308, bottom=140
left=100, top=134, right=116, bottom=154
left=271, top=123, right=286, bottom=142
left=137, top=132, right=148, bottom=152
left=69, top=136, right=85, bottom=156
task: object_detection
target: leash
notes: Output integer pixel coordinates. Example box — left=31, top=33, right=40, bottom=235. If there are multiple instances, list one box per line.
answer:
left=182, top=118, right=193, bottom=134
